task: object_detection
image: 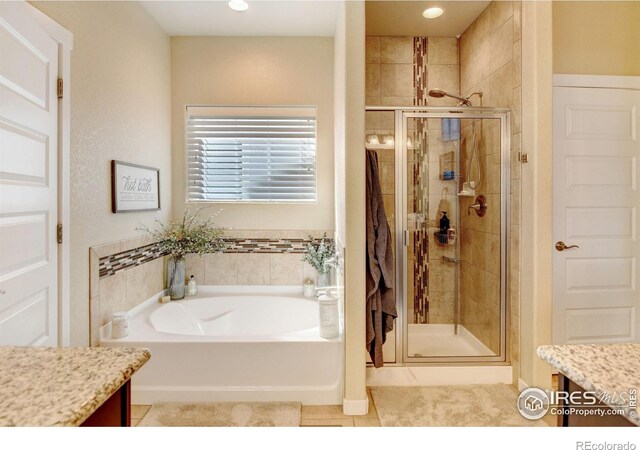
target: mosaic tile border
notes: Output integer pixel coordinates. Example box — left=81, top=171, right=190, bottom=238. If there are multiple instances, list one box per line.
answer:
left=413, top=37, right=430, bottom=324
left=98, top=237, right=331, bottom=279
left=222, top=237, right=320, bottom=254
left=99, top=243, right=165, bottom=278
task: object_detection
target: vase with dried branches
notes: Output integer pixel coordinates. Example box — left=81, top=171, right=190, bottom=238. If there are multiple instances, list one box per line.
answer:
left=140, top=209, right=225, bottom=299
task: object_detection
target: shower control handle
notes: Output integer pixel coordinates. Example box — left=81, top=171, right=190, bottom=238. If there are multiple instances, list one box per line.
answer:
left=555, top=241, right=579, bottom=251
left=468, top=195, right=487, bottom=217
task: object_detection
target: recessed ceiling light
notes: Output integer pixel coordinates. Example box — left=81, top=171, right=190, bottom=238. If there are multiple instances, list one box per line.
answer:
left=228, top=0, right=248, bottom=12
left=423, top=7, right=444, bottom=19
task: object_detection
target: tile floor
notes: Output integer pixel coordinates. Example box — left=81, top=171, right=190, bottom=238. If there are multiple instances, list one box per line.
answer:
left=300, top=390, right=380, bottom=427
left=131, top=404, right=151, bottom=426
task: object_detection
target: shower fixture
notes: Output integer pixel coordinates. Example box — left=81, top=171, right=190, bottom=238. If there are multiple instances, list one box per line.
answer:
left=468, top=195, right=487, bottom=217
left=428, top=89, right=484, bottom=194
left=428, top=89, right=483, bottom=107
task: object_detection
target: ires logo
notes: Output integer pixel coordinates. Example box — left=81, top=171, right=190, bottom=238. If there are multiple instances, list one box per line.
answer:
left=517, top=388, right=550, bottom=420
left=548, top=390, right=599, bottom=406
left=517, top=387, right=636, bottom=421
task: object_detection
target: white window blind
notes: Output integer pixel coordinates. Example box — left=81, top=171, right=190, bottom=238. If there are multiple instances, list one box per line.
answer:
left=186, top=106, right=317, bottom=202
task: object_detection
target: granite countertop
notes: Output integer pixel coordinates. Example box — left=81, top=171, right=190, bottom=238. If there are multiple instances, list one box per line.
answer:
left=0, top=346, right=150, bottom=426
left=537, top=343, right=640, bottom=426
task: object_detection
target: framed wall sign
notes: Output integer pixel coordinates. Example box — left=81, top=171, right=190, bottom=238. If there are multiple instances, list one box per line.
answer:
left=111, top=160, right=161, bottom=213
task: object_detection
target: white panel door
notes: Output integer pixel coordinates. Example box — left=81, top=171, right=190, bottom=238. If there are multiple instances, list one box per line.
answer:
left=0, top=2, right=58, bottom=346
left=553, top=81, right=640, bottom=344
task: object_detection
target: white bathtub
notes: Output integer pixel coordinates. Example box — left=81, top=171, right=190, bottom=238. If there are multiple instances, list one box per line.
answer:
left=100, top=286, right=343, bottom=405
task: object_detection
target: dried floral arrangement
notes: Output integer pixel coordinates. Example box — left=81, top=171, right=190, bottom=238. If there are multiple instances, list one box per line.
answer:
left=139, top=208, right=225, bottom=260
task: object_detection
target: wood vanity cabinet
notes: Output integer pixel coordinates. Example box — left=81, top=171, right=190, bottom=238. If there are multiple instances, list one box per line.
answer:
left=557, top=375, right=635, bottom=427
left=80, top=381, right=131, bottom=427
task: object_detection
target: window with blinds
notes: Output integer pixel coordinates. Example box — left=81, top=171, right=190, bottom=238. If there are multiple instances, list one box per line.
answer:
left=186, top=106, right=317, bottom=202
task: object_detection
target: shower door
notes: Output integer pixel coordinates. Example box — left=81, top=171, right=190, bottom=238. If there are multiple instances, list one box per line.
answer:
left=398, top=110, right=509, bottom=363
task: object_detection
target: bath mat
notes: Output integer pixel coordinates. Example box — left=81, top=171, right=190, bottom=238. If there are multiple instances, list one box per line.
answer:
left=137, top=402, right=301, bottom=427
left=370, top=384, right=549, bottom=427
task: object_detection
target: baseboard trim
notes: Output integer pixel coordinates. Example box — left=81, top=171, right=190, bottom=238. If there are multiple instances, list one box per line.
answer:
left=517, top=378, right=528, bottom=392
left=342, top=397, right=369, bottom=416
left=366, top=365, right=513, bottom=386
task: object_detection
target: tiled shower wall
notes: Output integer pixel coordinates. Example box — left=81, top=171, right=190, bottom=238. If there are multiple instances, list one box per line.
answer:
left=365, top=36, right=459, bottom=108
left=365, top=1, right=522, bottom=376
left=458, top=1, right=522, bottom=378
left=89, top=230, right=331, bottom=346
left=365, top=36, right=460, bottom=325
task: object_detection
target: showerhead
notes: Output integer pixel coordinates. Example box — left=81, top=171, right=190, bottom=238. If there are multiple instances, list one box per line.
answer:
left=428, top=89, right=482, bottom=107
left=428, top=89, right=447, bottom=98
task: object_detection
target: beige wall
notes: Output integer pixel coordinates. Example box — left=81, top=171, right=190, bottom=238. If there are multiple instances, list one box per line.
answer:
left=553, top=1, right=640, bottom=76
left=31, top=1, right=172, bottom=346
left=334, top=17, right=347, bottom=248
left=459, top=0, right=522, bottom=371
left=520, top=0, right=553, bottom=391
left=340, top=0, right=368, bottom=411
left=171, top=36, right=335, bottom=231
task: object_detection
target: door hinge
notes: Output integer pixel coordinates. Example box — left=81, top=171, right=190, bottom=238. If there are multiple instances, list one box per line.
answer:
left=57, top=79, right=63, bottom=99
left=57, top=224, right=63, bottom=244
left=519, top=152, right=529, bottom=163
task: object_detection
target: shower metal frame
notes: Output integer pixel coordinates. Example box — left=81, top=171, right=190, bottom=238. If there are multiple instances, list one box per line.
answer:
left=366, top=106, right=510, bottom=365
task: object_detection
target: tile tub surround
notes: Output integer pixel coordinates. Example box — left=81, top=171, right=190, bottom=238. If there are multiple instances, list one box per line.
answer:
left=0, top=346, right=150, bottom=426
left=185, top=230, right=334, bottom=287
left=97, top=235, right=331, bottom=279
left=537, top=344, right=640, bottom=426
left=90, top=236, right=165, bottom=347
left=90, top=231, right=334, bottom=345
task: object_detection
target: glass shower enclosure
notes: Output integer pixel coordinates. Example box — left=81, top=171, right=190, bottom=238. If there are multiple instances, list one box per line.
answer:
left=365, top=106, right=510, bottom=364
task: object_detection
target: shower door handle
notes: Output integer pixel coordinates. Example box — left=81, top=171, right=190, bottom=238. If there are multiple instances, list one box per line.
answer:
left=403, top=230, right=408, bottom=246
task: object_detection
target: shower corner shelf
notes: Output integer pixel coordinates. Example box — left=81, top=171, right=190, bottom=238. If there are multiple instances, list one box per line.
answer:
left=458, top=182, right=477, bottom=197
left=433, top=232, right=455, bottom=246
